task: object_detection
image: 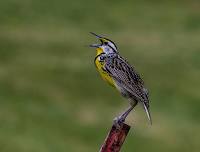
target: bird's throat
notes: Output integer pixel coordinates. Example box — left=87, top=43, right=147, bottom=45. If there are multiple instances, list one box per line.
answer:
left=96, top=47, right=104, bottom=56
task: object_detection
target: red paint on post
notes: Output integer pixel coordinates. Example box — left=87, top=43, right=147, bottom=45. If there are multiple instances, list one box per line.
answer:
left=99, top=123, right=130, bottom=152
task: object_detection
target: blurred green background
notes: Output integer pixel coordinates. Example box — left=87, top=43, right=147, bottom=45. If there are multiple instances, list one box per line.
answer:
left=0, top=0, right=200, bottom=151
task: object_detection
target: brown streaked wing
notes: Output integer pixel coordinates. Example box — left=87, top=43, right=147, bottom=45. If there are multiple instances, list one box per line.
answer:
left=104, top=55, right=149, bottom=104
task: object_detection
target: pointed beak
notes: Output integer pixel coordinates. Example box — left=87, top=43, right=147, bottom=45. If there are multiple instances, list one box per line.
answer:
left=89, top=32, right=103, bottom=48
left=89, top=44, right=102, bottom=48
left=90, top=32, right=102, bottom=38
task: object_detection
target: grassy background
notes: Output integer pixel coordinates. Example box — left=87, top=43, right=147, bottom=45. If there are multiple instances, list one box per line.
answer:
left=0, top=0, right=200, bottom=151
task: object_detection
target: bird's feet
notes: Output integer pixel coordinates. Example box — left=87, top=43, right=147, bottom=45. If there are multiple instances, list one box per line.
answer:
left=113, top=116, right=125, bottom=129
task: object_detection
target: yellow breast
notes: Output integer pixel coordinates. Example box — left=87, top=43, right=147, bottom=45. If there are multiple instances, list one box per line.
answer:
left=95, top=48, right=115, bottom=87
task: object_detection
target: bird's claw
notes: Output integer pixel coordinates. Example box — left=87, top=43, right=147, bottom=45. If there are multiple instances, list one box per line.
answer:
left=113, top=116, right=125, bottom=129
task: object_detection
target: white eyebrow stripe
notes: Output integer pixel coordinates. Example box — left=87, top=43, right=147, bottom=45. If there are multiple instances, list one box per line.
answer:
left=108, top=44, right=117, bottom=52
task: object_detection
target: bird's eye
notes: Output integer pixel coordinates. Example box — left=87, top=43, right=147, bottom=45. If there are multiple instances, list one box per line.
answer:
left=104, top=42, right=108, bottom=45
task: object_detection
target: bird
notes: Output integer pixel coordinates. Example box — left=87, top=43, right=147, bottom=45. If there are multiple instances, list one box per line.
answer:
left=89, top=32, right=152, bottom=127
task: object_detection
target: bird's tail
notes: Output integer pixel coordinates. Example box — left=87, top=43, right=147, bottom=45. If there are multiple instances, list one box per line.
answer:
left=142, top=102, right=152, bottom=125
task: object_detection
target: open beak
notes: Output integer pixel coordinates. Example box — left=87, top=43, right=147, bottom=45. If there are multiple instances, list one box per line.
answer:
left=89, top=32, right=103, bottom=48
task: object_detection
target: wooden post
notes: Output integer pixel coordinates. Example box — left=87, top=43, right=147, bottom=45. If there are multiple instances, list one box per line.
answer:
left=99, top=123, right=131, bottom=152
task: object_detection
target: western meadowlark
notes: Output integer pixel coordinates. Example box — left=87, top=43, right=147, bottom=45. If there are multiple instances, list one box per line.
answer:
left=90, top=32, right=152, bottom=126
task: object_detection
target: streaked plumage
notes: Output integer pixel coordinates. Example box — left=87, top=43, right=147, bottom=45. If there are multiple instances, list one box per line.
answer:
left=90, top=32, right=152, bottom=126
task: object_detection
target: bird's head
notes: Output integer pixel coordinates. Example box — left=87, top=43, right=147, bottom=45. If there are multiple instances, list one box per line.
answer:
left=89, top=32, right=118, bottom=55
